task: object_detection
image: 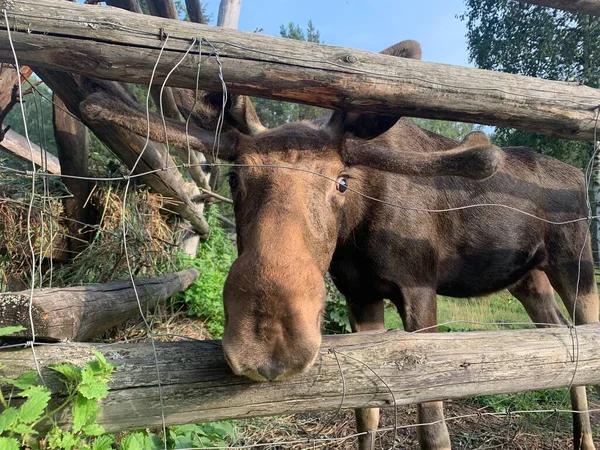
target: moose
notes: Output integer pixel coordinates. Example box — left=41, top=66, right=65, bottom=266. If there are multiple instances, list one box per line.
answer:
left=82, top=40, right=599, bottom=450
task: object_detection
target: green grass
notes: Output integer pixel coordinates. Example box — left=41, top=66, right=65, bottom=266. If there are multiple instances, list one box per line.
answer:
left=383, top=291, right=595, bottom=435
left=384, top=290, right=570, bottom=332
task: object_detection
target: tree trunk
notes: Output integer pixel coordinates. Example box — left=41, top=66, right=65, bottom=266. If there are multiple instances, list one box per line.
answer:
left=1, top=0, right=599, bottom=141
left=0, top=268, right=199, bottom=341
left=593, top=151, right=600, bottom=265
left=217, top=0, right=242, bottom=28
left=0, top=65, right=32, bottom=129
left=52, top=94, right=94, bottom=254
left=2, top=324, right=600, bottom=433
left=516, top=0, right=600, bottom=17
left=34, top=70, right=210, bottom=237
left=185, top=0, right=205, bottom=23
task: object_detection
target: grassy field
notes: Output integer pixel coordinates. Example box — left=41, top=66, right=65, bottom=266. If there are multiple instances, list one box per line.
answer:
left=382, top=290, right=600, bottom=440
left=383, top=290, right=570, bottom=331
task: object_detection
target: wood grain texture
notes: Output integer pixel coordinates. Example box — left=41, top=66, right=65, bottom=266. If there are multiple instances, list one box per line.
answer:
left=0, top=129, right=61, bottom=174
left=2, top=324, right=600, bottom=432
left=516, top=0, right=600, bottom=16
left=0, top=268, right=199, bottom=341
left=0, top=0, right=598, bottom=140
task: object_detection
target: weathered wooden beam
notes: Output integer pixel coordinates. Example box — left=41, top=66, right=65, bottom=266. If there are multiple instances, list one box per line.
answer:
left=217, top=0, right=241, bottom=28
left=0, top=0, right=598, bottom=141
left=515, top=0, right=600, bottom=16
left=0, top=129, right=61, bottom=174
left=185, top=0, right=205, bottom=23
left=0, top=268, right=199, bottom=341
left=53, top=94, right=94, bottom=254
left=2, top=324, right=600, bottom=433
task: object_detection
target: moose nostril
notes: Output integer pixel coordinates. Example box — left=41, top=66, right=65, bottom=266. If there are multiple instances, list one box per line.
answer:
left=257, top=362, right=286, bottom=381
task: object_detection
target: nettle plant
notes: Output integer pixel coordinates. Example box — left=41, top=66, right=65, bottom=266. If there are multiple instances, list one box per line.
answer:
left=0, top=326, right=114, bottom=450
left=0, top=327, right=236, bottom=449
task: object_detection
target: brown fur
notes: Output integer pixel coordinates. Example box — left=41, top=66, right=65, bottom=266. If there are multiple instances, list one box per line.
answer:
left=82, top=39, right=599, bottom=450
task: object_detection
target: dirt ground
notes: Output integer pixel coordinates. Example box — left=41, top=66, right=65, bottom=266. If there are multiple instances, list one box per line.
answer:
left=112, top=316, right=600, bottom=449
left=233, top=397, right=600, bottom=449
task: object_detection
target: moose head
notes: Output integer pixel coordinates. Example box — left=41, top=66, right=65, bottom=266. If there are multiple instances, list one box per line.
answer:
left=81, top=40, right=502, bottom=382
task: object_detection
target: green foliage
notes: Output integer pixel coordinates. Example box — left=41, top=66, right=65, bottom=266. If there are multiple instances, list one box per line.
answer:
left=176, top=207, right=237, bottom=337
left=0, top=339, right=113, bottom=450
left=323, top=275, right=351, bottom=334
left=114, top=422, right=235, bottom=450
left=414, top=119, right=483, bottom=141
left=459, top=0, right=598, bottom=169
left=3, top=77, right=57, bottom=158
left=252, top=21, right=324, bottom=128
left=0, top=326, right=25, bottom=337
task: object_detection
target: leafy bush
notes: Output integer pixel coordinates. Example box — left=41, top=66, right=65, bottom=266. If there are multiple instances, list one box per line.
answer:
left=176, top=207, right=237, bottom=337
left=0, top=326, right=114, bottom=450
left=323, top=275, right=351, bottom=334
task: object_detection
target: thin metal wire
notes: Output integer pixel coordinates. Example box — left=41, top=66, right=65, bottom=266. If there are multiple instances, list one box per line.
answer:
left=185, top=38, right=203, bottom=168
left=2, top=10, right=599, bottom=448
left=1, top=161, right=599, bottom=226
left=3, top=7, right=46, bottom=386
left=157, top=37, right=198, bottom=167
left=549, top=109, right=600, bottom=450
left=120, top=34, right=171, bottom=450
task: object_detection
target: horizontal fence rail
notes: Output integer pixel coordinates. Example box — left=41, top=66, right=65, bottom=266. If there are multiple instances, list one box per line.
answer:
left=0, top=0, right=600, bottom=140
left=2, top=324, right=600, bottom=433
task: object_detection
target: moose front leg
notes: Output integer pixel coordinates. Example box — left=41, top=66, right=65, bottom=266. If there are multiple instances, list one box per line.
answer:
left=397, top=286, right=452, bottom=450
left=346, top=299, right=385, bottom=450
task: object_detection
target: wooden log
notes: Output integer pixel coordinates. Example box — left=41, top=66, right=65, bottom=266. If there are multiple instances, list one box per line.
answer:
left=185, top=0, right=205, bottom=23
left=33, top=70, right=210, bottom=237
left=53, top=94, right=94, bottom=254
left=217, top=0, right=241, bottom=28
left=0, top=65, right=32, bottom=123
left=1, top=324, right=600, bottom=433
left=1, top=0, right=599, bottom=141
left=0, top=268, right=199, bottom=341
left=515, top=0, right=600, bottom=16
left=0, top=129, right=61, bottom=174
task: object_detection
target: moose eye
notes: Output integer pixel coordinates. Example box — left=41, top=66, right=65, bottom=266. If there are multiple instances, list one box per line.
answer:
left=228, top=173, right=239, bottom=191
left=336, top=176, right=348, bottom=193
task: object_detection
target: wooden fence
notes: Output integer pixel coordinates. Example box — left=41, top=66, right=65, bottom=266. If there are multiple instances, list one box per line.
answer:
left=3, top=324, right=600, bottom=432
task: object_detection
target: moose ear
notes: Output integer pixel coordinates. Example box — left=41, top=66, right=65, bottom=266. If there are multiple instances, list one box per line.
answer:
left=343, top=131, right=503, bottom=180
left=202, top=92, right=266, bottom=135
left=381, top=39, right=422, bottom=60
left=327, top=39, right=422, bottom=140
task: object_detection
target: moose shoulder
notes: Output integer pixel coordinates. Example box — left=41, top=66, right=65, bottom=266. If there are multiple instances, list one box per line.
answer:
left=81, top=39, right=598, bottom=450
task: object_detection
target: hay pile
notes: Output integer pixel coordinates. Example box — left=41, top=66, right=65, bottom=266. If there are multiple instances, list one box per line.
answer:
left=0, top=171, right=184, bottom=291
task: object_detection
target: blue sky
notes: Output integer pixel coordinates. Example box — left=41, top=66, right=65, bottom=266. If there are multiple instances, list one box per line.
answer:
left=203, top=0, right=473, bottom=67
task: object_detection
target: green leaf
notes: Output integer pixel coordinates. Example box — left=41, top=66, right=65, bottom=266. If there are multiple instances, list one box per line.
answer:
left=210, top=421, right=235, bottom=438
left=78, top=370, right=109, bottom=400
left=17, top=385, right=51, bottom=424
left=58, top=431, right=79, bottom=450
left=143, top=433, right=163, bottom=450
left=91, top=435, right=114, bottom=450
left=0, top=437, right=20, bottom=450
left=0, top=408, right=18, bottom=433
left=0, top=326, right=25, bottom=337
left=1, top=371, right=39, bottom=390
left=90, top=349, right=111, bottom=374
left=82, top=423, right=105, bottom=437
left=10, top=423, right=37, bottom=435
left=50, top=364, right=82, bottom=383
left=120, top=432, right=145, bottom=450
left=72, top=393, right=98, bottom=433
